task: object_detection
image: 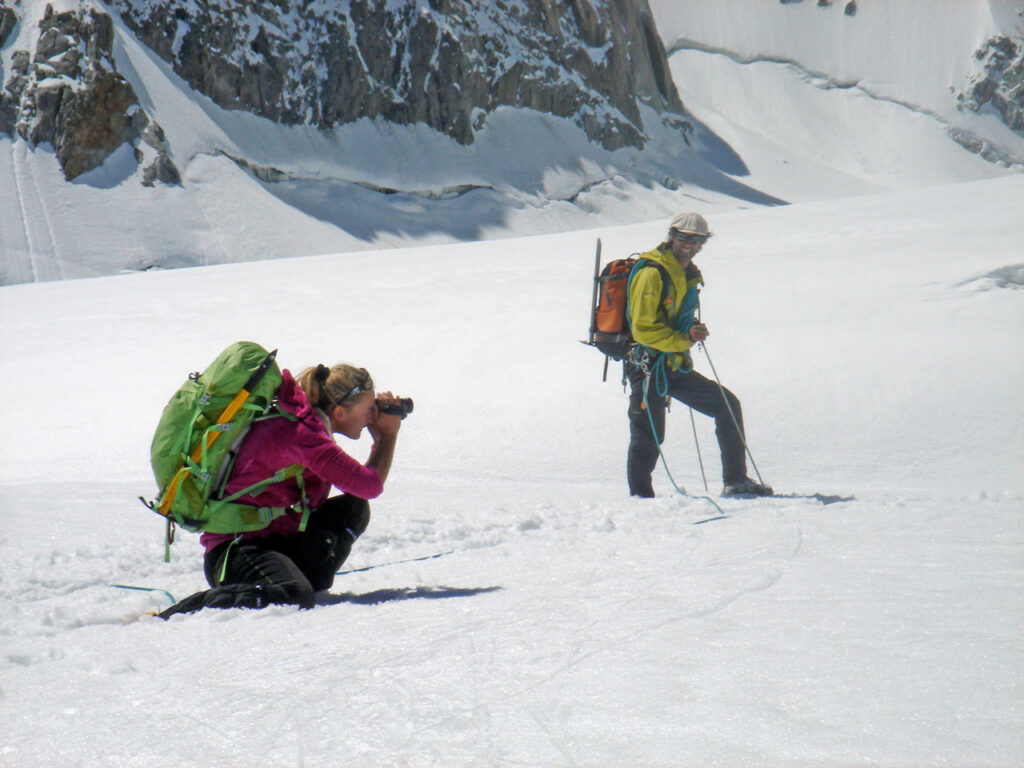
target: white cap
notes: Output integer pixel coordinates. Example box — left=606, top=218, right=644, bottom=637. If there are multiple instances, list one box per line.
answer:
left=669, top=212, right=712, bottom=237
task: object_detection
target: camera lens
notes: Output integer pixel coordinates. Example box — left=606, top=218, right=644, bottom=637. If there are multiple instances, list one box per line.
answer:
left=378, top=398, right=413, bottom=418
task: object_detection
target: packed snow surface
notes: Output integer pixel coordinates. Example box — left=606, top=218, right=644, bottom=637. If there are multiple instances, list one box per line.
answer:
left=1, top=175, right=1022, bottom=767
left=1, top=0, right=1023, bottom=765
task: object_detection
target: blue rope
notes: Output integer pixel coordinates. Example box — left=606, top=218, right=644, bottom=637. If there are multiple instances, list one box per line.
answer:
left=109, top=584, right=177, bottom=604
left=628, top=258, right=724, bottom=516
left=649, top=353, right=670, bottom=396
left=640, top=378, right=726, bottom=516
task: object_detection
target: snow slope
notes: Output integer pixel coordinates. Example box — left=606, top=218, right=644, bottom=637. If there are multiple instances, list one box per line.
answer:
left=650, top=0, right=1024, bottom=200
left=1, top=1, right=1023, bottom=764
left=650, top=0, right=1024, bottom=156
left=3, top=0, right=1021, bottom=284
left=1, top=175, right=1022, bottom=767
left=0, top=0, right=779, bottom=285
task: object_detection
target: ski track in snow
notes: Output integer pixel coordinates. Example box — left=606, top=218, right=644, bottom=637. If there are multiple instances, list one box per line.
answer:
left=339, top=492, right=811, bottom=759
left=11, top=142, right=67, bottom=282
left=9, top=142, right=40, bottom=283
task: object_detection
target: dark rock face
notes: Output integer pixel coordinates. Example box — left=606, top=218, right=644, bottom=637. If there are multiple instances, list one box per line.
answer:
left=116, top=0, right=691, bottom=151
left=1, top=3, right=179, bottom=183
left=958, top=34, right=1024, bottom=133
left=55, top=69, right=135, bottom=179
left=0, top=5, right=17, bottom=48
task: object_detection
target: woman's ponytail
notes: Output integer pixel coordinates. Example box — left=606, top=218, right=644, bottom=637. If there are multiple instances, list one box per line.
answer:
left=297, top=363, right=374, bottom=412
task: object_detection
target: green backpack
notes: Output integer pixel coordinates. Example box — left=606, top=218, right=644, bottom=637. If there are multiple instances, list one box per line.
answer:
left=142, top=341, right=309, bottom=558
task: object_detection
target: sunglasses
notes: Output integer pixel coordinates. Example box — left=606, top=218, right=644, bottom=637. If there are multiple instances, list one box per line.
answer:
left=673, top=231, right=707, bottom=246
left=337, top=368, right=373, bottom=405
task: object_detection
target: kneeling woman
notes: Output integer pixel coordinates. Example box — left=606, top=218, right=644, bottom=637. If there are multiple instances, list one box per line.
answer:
left=159, top=363, right=402, bottom=619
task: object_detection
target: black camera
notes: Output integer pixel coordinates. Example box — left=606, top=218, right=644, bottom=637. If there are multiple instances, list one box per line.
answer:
left=377, top=397, right=414, bottom=419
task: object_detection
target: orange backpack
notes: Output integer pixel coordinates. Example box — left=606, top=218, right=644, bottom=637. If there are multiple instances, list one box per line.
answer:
left=583, top=239, right=669, bottom=371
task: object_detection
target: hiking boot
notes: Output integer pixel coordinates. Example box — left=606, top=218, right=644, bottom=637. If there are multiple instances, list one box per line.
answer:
left=722, top=478, right=773, bottom=497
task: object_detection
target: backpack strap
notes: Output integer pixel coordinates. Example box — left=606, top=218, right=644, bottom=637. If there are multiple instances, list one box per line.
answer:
left=294, top=470, right=311, bottom=533
left=214, top=468, right=309, bottom=580
left=212, top=407, right=293, bottom=500
left=217, top=463, right=306, bottom=505
left=185, top=463, right=307, bottom=534
left=626, top=258, right=672, bottom=323
left=627, top=259, right=699, bottom=391
left=625, top=258, right=673, bottom=360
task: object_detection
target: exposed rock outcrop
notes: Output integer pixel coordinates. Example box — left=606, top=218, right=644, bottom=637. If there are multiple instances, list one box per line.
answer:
left=116, top=0, right=692, bottom=151
left=1, top=3, right=179, bottom=183
left=0, top=5, right=17, bottom=48
left=957, top=34, right=1024, bottom=133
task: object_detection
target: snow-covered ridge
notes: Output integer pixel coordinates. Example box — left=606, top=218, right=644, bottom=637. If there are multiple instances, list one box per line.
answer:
left=650, top=0, right=1024, bottom=166
left=668, top=34, right=1024, bottom=169
left=113, top=0, right=688, bottom=151
left=1, top=0, right=1021, bottom=286
left=3, top=0, right=766, bottom=285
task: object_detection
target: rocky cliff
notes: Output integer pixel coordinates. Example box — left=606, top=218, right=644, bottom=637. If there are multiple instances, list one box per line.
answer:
left=958, top=34, right=1024, bottom=134
left=0, top=2, right=178, bottom=183
left=114, top=0, right=692, bottom=152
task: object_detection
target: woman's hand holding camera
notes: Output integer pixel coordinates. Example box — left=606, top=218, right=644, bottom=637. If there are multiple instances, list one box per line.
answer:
left=370, top=392, right=404, bottom=440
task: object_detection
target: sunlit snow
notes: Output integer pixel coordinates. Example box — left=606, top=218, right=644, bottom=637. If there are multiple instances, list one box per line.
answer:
left=1, top=1, right=1022, bottom=766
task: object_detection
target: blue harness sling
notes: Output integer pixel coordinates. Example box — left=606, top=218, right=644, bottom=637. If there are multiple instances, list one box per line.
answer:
left=626, top=260, right=701, bottom=396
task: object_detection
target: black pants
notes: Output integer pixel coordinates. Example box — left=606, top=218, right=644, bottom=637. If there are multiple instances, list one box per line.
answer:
left=158, top=495, right=370, bottom=619
left=626, top=362, right=747, bottom=497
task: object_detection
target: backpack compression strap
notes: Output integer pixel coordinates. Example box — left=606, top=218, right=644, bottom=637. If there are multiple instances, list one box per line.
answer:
left=199, top=463, right=310, bottom=534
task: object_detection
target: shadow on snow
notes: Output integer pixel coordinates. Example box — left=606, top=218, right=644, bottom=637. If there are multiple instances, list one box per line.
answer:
left=318, top=585, right=503, bottom=606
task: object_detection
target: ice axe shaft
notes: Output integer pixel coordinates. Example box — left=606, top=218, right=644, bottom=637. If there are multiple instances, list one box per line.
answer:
left=588, top=238, right=602, bottom=343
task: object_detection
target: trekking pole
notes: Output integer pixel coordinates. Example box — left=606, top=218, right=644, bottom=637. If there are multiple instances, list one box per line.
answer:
left=688, top=407, right=709, bottom=492
left=698, top=342, right=768, bottom=488
left=157, top=348, right=279, bottom=518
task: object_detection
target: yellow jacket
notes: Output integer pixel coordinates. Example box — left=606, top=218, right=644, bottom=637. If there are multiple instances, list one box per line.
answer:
left=627, top=243, right=704, bottom=370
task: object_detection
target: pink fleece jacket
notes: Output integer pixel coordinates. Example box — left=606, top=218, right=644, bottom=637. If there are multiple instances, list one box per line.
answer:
left=199, top=369, right=383, bottom=552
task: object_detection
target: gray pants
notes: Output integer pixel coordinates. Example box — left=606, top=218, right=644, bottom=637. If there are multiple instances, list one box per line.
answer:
left=626, top=362, right=747, bottom=497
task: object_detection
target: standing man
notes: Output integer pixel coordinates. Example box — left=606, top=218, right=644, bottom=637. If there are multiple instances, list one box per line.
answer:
left=626, top=212, right=772, bottom=498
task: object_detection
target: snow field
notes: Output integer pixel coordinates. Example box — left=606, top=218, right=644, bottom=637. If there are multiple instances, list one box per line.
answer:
left=1, top=177, right=1022, bottom=766
left=1, top=0, right=1023, bottom=763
